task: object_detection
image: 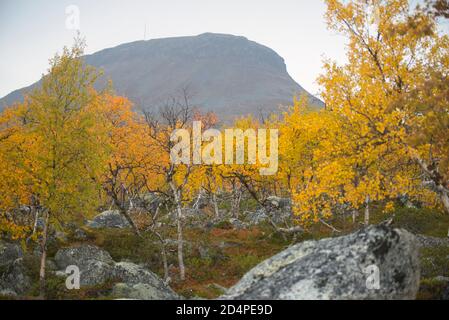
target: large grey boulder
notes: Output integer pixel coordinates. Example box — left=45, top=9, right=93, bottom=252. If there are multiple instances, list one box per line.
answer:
left=0, top=241, right=23, bottom=267
left=244, top=209, right=269, bottom=225
left=55, top=245, right=115, bottom=286
left=244, top=207, right=291, bottom=226
left=55, top=245, right=114, bottom=269
left=244, top=197, right=292, bottom=226
left=54, top=245, right=180, bottom=298
left=0, top=258, right=31, bottom=296
left=112, top=262, right=179, bottom=300
left=87, top=210, right=131, bottom=229
left=266, top=196, right=291, bottom=210
left=222, top=225, right=420, bottom=300
left=114, top=262, right=166, bottom=286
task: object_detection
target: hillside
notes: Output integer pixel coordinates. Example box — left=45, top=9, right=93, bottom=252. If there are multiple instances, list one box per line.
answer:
left=0, top=33, right=323, bottom=119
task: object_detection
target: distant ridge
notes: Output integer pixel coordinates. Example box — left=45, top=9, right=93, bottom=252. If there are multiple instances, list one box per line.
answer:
left=0, top=33, right=323, bottom=119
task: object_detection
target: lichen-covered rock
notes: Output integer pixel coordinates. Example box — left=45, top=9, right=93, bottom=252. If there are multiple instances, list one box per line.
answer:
left=55, top=245, right=114, bottom=269
left=244, top=198, right=292, bottom=226
left=0, top=258, right=31, bottom=296
left=72, top=228, right=89, bottom=241
left=114, top=262, right=163, bottom=286
left=54, top=246, right=180, bottom=297
left=266, top=196, right=291, bottom=210
left=222, top=225, right=420, bottom=300
left=112, top=262, right=179, bottom=300
left=54, top=245, right=115, bottom=286
left=0, top=289, right=17, bottom=297
left=87, top=210, right=130, bottom=229
left=81, top=260, right=116, bottom=287
left=244, top=209, right=269, bottom=225
left=228, top=218, right=247, bottom=230
left=0, top=241, right=23, bottom=267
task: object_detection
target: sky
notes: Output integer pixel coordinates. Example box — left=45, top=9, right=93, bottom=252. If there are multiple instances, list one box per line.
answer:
left=0, top=0, right=391, bottom=99
left=0, top=0, right=352, bottom=98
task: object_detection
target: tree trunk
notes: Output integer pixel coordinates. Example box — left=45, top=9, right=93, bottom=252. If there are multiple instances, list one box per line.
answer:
left=175, top=201, right=185, bottom=281
left=212, top=193, right=220, bottom=219
left=169, top=181, right=185, bottom=281
left=120, top=208, right=141, bottom=237
left=153, top=231, right=169, bottom=283
left=231, top=188, right=242, bottom=219
left=414, top=156, right=449, bottom=215
left=193, top=191, right=203, bottom=210
left=439, top=189, right=449, bottom=215
left=32, top=209, right=40, bottom=235
left=352, top=210, right=358, bottom=224
left=161, top=244, right=169, bottom=282
left=364, top=196, right=370, bottom=226
left=39, top=210, right=49, bottom=299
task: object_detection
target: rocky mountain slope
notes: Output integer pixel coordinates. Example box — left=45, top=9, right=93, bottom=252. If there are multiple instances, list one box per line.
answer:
left=0, top=33, right=323, bottom=119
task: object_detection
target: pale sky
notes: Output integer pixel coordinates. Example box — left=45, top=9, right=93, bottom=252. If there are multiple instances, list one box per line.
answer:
left=0, top=0, right=349, bottom=98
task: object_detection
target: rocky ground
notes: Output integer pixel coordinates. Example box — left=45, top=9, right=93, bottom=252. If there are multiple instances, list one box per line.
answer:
left=0, top=203, right=448, bottom=300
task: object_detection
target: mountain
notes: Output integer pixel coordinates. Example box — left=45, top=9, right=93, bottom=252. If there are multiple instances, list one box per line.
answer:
left=0, top=33, right=323, bottom=119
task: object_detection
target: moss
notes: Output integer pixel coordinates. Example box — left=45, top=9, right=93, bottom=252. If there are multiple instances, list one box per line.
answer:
left=214, top=220, right=234, bottom=230
left=390, top=207, right=449, bottom=237
left=39, top=276, right=116, bottom=300
left=420, top=245, right=449, bottom=279
left=239, top=198, right=259, bottom=212
left=89, top=228, right=165, bottom=275
left=417, top=278, right=449, bottom=300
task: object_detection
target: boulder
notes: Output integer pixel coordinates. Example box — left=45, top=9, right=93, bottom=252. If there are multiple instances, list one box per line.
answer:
left=244, top=207, right=291, bottom=225
left=79, top=260, right=116, bottom=287
left=87, top=210, right=131, bottom=229
left=112, top=262, right=179, bottom=300
left=72, top=228, right=89, bottom=241
left=244, top=209, right=269, bottom=225
left=54, top=245, right=180, bottom=298
left=0, top=258, right=31, bottom=296
left=228, top=218, right=247, bottom=230
left=0, top=289, right=17, bottom=297
left=222, top=225, right=420, bottom=300
left=115, top=262, right=164, bottom=286
left=0, top=242, right=30, bottom=296
left=54, top=245, right=115, bottom=287
left=266, top=196, right=291, bottom=209
left=244, top=198, right=292, bottom=226
left=0, top=241, right=23, bottom=267
left=55, top=245, right=114, bottom=269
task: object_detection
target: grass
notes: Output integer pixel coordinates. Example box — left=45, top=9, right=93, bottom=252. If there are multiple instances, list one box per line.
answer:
left=417, top=278, right=449, bottom=300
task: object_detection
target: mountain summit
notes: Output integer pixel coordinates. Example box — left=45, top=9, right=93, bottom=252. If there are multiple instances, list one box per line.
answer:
left=0, top=33, right=322, bottom=118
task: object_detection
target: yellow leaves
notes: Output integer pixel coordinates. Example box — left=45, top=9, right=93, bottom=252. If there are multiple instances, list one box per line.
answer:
left=383, top=201, right=395, bottom=213
left=0, top=216, right=31, bottom=240
left=287, top=0, right=449, bottom=224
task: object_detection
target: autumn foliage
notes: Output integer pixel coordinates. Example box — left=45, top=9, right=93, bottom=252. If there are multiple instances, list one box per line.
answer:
left=0, top=0, right=448, bottom=294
